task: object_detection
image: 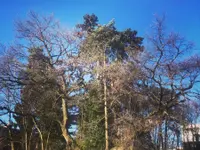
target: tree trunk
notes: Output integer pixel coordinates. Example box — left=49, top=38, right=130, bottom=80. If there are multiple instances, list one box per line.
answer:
left=23, top=117, right=28, bottom=150
left=28, top=127, right=33, bottom=150
left=177, top=131, right=180, bottom=148
left=8, top=130, right=14, bottom=150
left=104, top=50, right=109, bottom=150
left=61, top=96, right=72, bottom=150
left=25, top=131, right=28, bottom=150
left=60, top=76, right=72, bottom=150
left=164, top=119, right=168, bottom=150
left=45, top=124, right=52, bottom=150
left=158, top=124, right=163, bottom=150
left=32, top=117, right=44, bottom=150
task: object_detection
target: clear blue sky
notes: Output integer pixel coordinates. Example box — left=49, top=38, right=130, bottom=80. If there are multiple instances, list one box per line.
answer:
left=0, top=0, right=200, bottom=52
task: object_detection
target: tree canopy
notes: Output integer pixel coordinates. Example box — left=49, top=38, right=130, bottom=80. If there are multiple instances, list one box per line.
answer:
left=0, top=12, right=200, bottom=150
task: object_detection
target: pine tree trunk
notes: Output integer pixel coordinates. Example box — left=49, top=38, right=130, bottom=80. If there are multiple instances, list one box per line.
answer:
left=104, top=50, right=109, bottom=150
left=104, top=78, right=109, bottom=150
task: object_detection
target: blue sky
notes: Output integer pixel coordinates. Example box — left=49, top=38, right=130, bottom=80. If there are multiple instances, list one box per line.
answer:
left=0, top=0, right=200, bottom=52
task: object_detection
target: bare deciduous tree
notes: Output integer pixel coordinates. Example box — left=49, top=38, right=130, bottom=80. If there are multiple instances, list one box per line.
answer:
left=140, top=15, right=200, bottom=150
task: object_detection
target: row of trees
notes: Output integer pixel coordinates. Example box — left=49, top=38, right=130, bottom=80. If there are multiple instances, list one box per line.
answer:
left=0, top=12, right=200, bottom=150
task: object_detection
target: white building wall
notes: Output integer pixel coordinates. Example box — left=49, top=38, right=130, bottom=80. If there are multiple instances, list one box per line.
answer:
left=182, top=124, right=200, bottom=142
